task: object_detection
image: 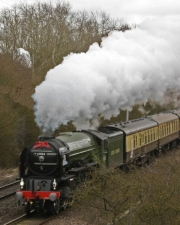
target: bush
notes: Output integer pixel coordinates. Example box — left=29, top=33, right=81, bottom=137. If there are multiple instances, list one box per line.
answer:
left=73, top=150, right=180, bottom=225
left=0, top=53, right=39, bottom=167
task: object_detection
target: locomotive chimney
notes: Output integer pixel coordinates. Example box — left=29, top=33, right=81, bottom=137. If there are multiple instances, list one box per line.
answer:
left=126, top=110, right=129, bottom=122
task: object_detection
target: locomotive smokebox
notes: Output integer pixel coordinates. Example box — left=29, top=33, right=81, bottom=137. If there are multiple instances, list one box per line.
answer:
left=26, top=137, right=66, bottom=176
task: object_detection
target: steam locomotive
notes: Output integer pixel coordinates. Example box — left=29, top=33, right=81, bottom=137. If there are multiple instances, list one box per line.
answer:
left=16, top=109, right=180, bottom=214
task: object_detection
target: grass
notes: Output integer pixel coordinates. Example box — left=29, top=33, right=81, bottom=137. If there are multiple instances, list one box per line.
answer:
left=0, top=168, right=18, bottom=178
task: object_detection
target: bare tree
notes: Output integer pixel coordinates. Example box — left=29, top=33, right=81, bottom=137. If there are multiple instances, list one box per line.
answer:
left=0, top=2, right=130, bottom=84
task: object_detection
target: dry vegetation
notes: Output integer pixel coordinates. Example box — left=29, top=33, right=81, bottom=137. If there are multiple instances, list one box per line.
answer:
left=0, top=2, right=129, bottom=84
left=73, top=150, right=180, bottom=225
left=0, top=53, right=40, bottom=167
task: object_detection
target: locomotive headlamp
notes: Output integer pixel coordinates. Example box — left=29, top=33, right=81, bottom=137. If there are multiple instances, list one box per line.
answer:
left=20, top=178, right=24, bottom=189
left=53, top=179, right=57, bottom=190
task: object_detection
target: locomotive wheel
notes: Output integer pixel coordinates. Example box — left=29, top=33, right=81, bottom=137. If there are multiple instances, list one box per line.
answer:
left=78, top=172, right=86, bottom=182
left=53, top=200, right=60, bottom=214
left=61, top=198, right=69, bottom=210
left=25, top=201, right=31, bottom=215
left=53, top=199, right=60, bottom=214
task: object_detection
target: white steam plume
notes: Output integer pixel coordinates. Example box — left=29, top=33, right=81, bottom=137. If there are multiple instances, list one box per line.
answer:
left=32, top=17, right=180, bottom=132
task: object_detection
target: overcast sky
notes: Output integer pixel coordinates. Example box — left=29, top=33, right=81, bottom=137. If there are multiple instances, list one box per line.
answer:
left=0, top=0, right=180, bottom=24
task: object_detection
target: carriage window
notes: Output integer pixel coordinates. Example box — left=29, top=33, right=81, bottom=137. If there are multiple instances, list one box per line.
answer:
left=151, top=129, right=153, bottom=141
left=164, top=124, right=166, bottom=136
left=139, top=134, right=141, bottom=146
left=152, top=129, right=154, bottom=141
left=149, top=130, right=151, bottom=142
left=162, top=125, right=164, bottom=137
left=147, top=130, right=150, bottom=143
left=172, top=122, right=175, bottom=132
left=145, top=131, right=147, bottom=144
left=136, top=135, right=138, bottom=147
left=131, top=139, right=134, bottom=151
left=160, top=126, right=162, bottom=137
left=155, top=129, right=158, bottom=140
left=175, top=120, right=178, bottom=131
left=167, top=123, right=169, bottom=135
left=141, top=133, right=144, bottom=145
left=133, top=135, right=136, bottom=149
left=161, top=125, right=163, bottom=137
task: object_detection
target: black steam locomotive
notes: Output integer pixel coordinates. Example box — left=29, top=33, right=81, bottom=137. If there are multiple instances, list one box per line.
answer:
left=16, top=109, right=180, bottom=214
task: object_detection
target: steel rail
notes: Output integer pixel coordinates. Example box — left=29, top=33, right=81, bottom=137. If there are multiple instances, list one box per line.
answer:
left=39, top=208, right=71, bottom=225
left=3, top=211, right=35, bottom=225
left=3, top=214, right=27, bottom=225
left=0, top=181, right=19, bottom=190
left=38, top=214, right=60, bottom=225
left=0, top=181, right=19, bottom=200
left=0, top=192, right=15, bottom=200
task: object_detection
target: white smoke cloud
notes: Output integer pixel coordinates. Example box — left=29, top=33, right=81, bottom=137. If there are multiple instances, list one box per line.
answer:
left=32, top=16, right=180, bottom=132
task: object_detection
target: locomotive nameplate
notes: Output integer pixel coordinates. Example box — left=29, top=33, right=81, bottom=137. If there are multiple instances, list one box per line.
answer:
left=34, top=152, right=46, bottom=155
left=33, top=152, right=57, bottom=155
left=34, top=163, right=58, bottom=165
left=111, top=148, right=120, bottom=156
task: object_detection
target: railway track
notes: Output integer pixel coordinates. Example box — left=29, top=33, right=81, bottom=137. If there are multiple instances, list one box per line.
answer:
left=3, top=213, right=27, bottom=225
left=3, top=208, right=70, bottom=225
left=0, top=181, right=19, bottom=200
left=0, top=180, right=71, bottom=225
